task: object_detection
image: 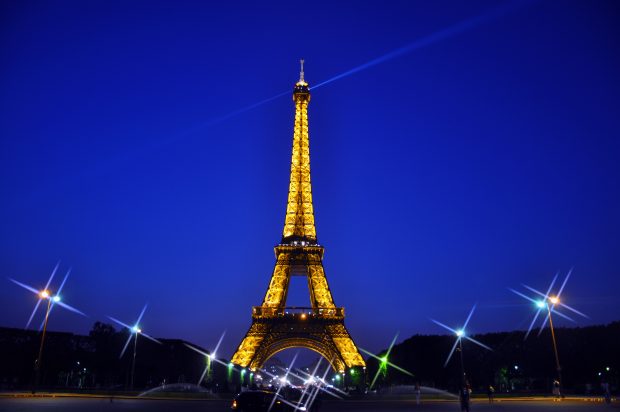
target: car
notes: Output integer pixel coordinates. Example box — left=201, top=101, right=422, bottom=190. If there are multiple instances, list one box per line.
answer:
left=231, top=390, right=297, bottom=411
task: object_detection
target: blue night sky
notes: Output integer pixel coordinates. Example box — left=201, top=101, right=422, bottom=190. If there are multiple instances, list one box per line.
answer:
left=1, top=0, right=619, bottom=359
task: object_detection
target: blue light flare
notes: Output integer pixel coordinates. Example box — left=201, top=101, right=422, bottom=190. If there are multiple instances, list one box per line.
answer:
left=107, top=303, right=161, bottom=358
left=510, top=268, right=588, bottom=339
left=7, top=262, right=86, bottom=329
left=430, top=304, right=492, bottom=367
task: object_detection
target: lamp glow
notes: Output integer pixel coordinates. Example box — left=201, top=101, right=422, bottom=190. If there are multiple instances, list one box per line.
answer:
left=430, top=304, right=492, bottom=373
left=8, top=264, right=85, bottom=394
left=510, top=269, right=589, bottom=399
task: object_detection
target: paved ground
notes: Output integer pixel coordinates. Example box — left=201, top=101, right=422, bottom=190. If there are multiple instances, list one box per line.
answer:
left=0, top=396, right=618, bottom=412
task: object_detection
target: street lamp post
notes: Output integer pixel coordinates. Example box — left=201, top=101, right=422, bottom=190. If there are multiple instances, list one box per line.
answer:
left=456, top=330, right=466, bottom=385
left=431, top=305, right=492, bottom=391
left=511, top=270, right=588, bottom=399
left=206, top=354, right=213, bottom=382
left=32, top=291, right=62, bottom=394
left=32, top=291, right=52, bottom=393
left=130, top=326, right=141, bottom=390
left=546, top=297, right=562, bottom=397
left=108, top=305, right=161, bottom=391
left=9, top=265, right=84, bottom=394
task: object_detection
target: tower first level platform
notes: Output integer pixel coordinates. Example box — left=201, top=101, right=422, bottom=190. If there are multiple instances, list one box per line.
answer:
left=231, top=244, right=364, bottom=372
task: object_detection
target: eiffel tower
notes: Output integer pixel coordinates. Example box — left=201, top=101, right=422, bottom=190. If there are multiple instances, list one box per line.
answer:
left=231, top=61, right=366, bottom=373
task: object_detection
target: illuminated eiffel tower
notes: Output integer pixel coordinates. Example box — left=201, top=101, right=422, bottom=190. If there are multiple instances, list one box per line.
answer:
left=231, top=61, right=365, bottom=373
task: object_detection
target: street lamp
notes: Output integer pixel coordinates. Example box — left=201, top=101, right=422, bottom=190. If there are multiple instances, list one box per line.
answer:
left=510, top=270, right=588, bottom=398
left=206, top=354, right=213, bottom=382
left=543, top=296, right=563, bottom=397
left=108, top=304, right=161, bottom=390
left=431, top=305, right=492, bottom=386
left=359, top=333, right=414, bottom=391
left=34, top=290, right=53, bottom=393
left=34, top=290, right=78, bottom=392
left=455, top=330, right=466, bottom=384
left=183, top=331, right=227, bottom=385
left=8, top=264, right=85, bottom=393
left=130, top=325, right=142, bottom=390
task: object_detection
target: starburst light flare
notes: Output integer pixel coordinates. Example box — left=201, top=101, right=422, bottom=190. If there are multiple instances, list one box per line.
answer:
left=306, top=363, right=340, bottom=409
left=360, top=333, right=403, bottom=390
left=37, top=268, right=74, bottom=330
left=430, top=304, right=492, bottom=367
left=268, top=352, right=298, bottom=412
left=296, top=357, right=323, bottom=409
left=274, top=362, right=341, bottom=411
left=10, top=262, right=59, bottom=328
left=509, top=268, right=588, bottom=339
left=293, top=362, right=347, bottom=400
left=358, top=345, right=414, bottom=378
left=107, top=303, right=161, bottom=358
left=183, top=330, right=226, bottom=384
left=8, top=262, right=86, bottom=329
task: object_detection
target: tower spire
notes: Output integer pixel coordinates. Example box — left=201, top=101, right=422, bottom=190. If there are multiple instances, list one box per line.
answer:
left=284, top=60, right=315, bottom=244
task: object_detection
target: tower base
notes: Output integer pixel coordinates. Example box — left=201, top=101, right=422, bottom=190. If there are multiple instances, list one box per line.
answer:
left=231, top=308, right=364, bottom=372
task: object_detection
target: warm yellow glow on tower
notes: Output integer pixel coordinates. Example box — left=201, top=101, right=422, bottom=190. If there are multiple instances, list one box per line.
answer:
left=231, top=61, right=365, bottom=372
left=282, top=77, right=316, bottom=243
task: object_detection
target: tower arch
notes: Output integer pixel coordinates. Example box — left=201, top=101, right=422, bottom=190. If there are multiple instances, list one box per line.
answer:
left=250, top=337, right=345, bottom=373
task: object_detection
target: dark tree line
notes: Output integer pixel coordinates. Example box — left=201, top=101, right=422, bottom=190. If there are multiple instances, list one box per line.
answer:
left=365, top=321, right=620, bottom=394
left=1, top=321, right=618, bottom=395
left=0, top=322, right=224, bottom=391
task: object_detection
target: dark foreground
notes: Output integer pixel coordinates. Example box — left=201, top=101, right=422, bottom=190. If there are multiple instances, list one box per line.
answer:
left=0, top=397, right=618, bottom=412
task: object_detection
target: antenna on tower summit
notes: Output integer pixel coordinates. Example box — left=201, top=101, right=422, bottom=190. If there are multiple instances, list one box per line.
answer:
left=299, top=59, right=305, bottom=82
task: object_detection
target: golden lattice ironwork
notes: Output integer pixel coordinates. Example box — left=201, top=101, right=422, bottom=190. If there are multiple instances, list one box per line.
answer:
left=231, top=62, right=365, bottom=372
left=282, top=77, right=315, bottom=243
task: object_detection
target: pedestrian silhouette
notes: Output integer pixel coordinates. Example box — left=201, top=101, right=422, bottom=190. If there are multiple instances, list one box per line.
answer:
left=460, top=382, right=471, bottom=412
left=552, top=380, right=561, bottom=401
left=487, top=384, right=495, bottom=403
left=415, top=382, right=421, bottom=405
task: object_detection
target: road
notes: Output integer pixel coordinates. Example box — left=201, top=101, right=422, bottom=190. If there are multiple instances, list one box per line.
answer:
left=0, top=396, right=617, bottom=412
